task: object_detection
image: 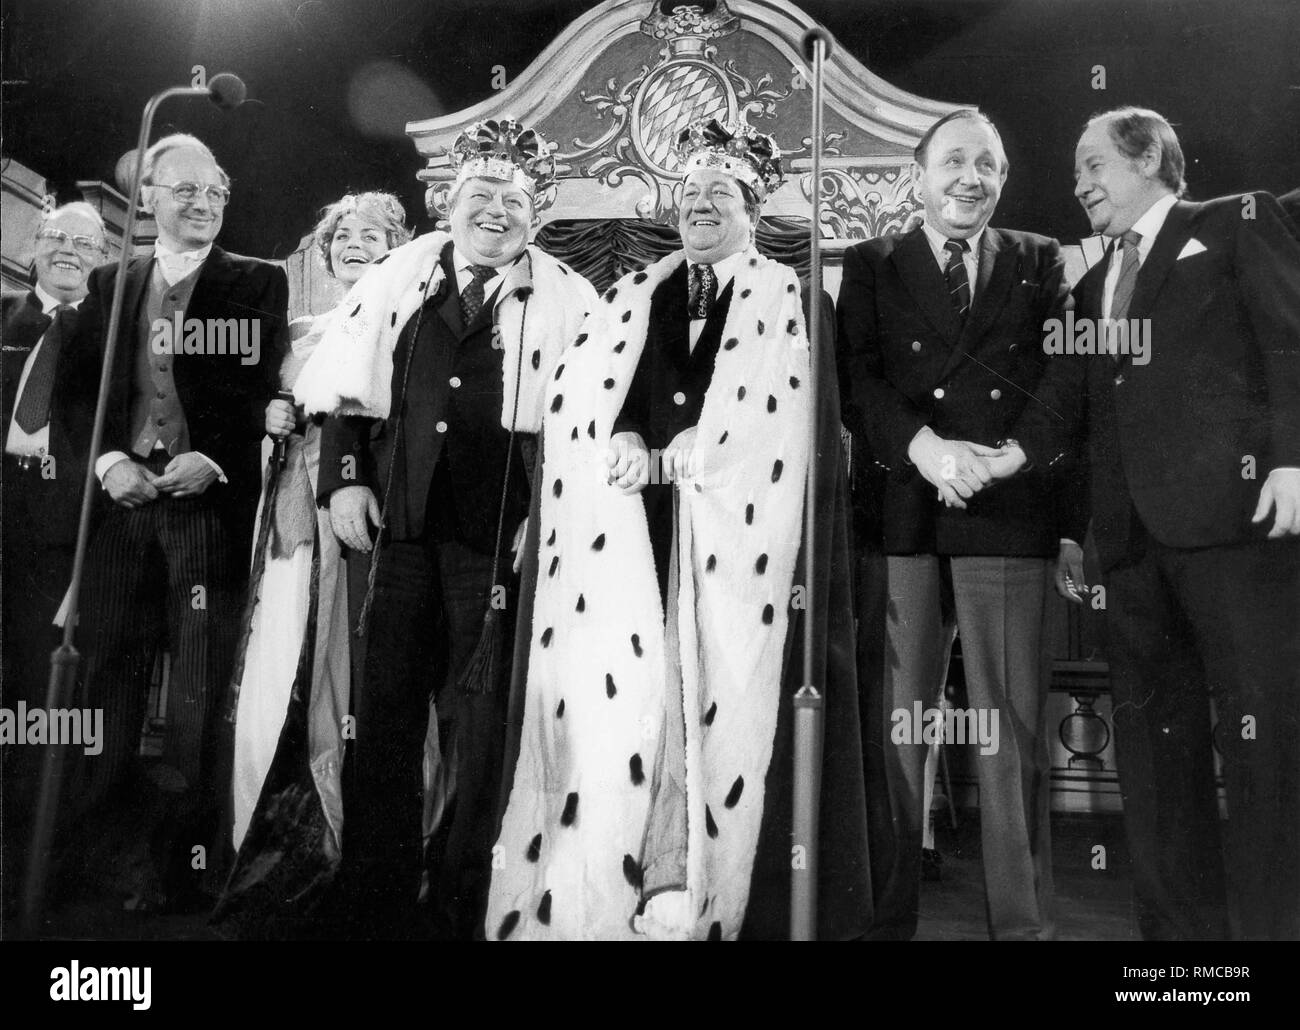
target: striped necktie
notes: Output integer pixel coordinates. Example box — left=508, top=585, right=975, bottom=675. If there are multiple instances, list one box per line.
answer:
left=14, top=304, right=74, bottom=433
left=943, top=238, right=971, bottom=320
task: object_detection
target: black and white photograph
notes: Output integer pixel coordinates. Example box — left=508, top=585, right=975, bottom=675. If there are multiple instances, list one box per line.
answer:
left=1, top=0, right=1297, bottom=1004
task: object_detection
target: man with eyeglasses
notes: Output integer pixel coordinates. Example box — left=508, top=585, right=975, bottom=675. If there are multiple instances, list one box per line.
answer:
left=1, top=203, right=107, bottom=906
left=67, top=133, right=288, bottom=913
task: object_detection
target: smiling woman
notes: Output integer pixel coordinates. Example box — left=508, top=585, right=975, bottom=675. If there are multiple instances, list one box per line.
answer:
left=218, top=190, right=410, bottom=936
left=313, top=192, right=411, bottom=284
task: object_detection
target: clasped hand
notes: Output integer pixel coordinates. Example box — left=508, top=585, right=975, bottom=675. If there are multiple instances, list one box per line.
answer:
left=907, top=427, right=1023, bottom=508
left=103, top=453, right=218, bottom=507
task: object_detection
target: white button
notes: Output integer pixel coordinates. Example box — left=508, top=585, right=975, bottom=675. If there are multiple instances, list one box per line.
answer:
left=933, top=388, right=945, bottom=399
left=911, top=341, right=922, bottom=353
left=673, top=391, right=686, bottom=406
left=449, top=376, right=462, bottom=388
left=435, top=420, right=448, bottom=433
left=990, top=389, right=1002, bottom=400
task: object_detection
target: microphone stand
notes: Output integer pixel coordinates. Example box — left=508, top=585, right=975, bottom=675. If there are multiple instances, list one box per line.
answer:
left=790, top=25, right=832, bottom=943
left=17, top=83, right=232, bottom=939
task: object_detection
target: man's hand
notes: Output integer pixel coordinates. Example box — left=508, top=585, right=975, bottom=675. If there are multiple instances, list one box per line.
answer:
left=329, top=485, right=381, bottom=553
left=1055, top=538, right=1086, bottom=604
left=1252, top=468, right=1300, bottom=538
left=265, top=397, right=296, bottom=439
left=983, top=442, right=1028, bottom=481
left=511, top=517, right=528, bottom=575
left=153, top=453, right=219, bottom=498
left=606, top=431, right=650, bottom=494
left=907, top=428, right=994, bottom=509
left=661, top=426, right=698, bottom=485
left=103, top=459, right=160, bottom=508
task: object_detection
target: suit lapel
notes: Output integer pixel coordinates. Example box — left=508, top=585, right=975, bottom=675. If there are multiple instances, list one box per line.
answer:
left=891, top=227, right=961, bottom=343
left=937, top=228, right=1016, bottom=381
left=1127, top=200, right=1196, bottom=321
left=179, top=244, right=237, bottom=320
left=436, top=241, right=463, bottom=337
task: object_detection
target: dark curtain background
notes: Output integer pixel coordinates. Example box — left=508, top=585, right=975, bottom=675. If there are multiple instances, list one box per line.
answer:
left=537, top=216, right=812, bottom=291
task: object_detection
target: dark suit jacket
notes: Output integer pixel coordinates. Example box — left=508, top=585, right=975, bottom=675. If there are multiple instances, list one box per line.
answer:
left=1017, top=193, right=1300, bottom=571
left=612, top=262, right=734, bottom=449
left=837, top=225, right=1074, bottom=556
left=2, top=290, right=97, bottom=548
left=1277, top=187, right=1300, bottom=229
left=68, top=245, right=288, bottom=540
left=317, top=241, right=529, bottom=554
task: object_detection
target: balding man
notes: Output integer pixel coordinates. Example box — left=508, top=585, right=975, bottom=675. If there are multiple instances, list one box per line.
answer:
left=69, top=134, right=288, bottom=912
left=838, top=109, right=1074, bottom=941
left=1, top=203, right=107, bottom=874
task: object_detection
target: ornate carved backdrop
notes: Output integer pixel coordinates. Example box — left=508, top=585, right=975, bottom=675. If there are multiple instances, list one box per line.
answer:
left=407, top=0, right=964, bottom=294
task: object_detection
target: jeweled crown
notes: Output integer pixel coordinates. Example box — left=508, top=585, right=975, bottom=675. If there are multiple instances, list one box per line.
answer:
left=675, top=118, right=784, bottom=201
left=451, top=117, right=557, bottom=209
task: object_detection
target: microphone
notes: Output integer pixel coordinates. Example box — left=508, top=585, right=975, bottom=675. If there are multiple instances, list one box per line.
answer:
left=19, top=69, right=252, bottom=938
left=801, top=26, right=833, bottom=61
left=207, top=72, right=247, bottom=111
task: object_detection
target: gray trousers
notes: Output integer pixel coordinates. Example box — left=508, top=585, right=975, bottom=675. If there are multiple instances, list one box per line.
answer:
left=865, top=554, right=1056, bottom=940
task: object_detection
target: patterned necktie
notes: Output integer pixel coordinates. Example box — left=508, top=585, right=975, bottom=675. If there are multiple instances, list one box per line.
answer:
left=1107, top=230, right=1143, bottom=361
left=459, top=264, right=497, bottom=325
left=15, top=304, right=74, bottom=433
left=943, top=239, right=972, bottom=320
left=1109, top=229, right=1143, bottom=322
left=688, top=263, right=717, bottom=319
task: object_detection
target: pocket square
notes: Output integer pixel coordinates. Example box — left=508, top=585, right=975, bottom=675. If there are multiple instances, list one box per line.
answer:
left=1177, top=238, right=1207, bottom=259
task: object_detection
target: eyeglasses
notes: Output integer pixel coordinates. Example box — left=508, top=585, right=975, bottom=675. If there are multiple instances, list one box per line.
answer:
left=36, top=227, right=106, bottom=255
left=147, top=181, right=231, bottom=208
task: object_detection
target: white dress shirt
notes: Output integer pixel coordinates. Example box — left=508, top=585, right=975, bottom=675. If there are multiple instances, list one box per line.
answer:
left=453, top=251, right=510, bottom=313
left=4, top=285, right=84, bottom=458
left=686, top=248, right=751, bottom=350
left=1102, top=192, right=1177, bottom=319
left=921, top=222, right=983, bottom=297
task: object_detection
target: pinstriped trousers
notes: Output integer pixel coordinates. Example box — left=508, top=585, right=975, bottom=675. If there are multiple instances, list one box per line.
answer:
left=74, top=481, right=242, bottom=814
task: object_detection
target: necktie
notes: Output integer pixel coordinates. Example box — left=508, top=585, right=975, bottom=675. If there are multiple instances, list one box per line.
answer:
left=688, top=263, right=717, bottom=319
left=1107, top=230, right=1143, bottom=360
left=157, top=249, right=205, bottom=286
left=15, top=304, right=74, bottom=433
left=1109, top=230, right=1143, bottom=322
left=943, top=239, right=971, bottom=320
left=459, top=264, right=496, bottom=325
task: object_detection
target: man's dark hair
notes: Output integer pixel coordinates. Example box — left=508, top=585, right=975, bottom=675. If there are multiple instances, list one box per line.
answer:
left=913, top=109, right=1007, bottom=172
left=1089, top=107, right=1187, bottom=197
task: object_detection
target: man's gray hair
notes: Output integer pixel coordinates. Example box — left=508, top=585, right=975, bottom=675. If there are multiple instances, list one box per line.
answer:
left=140, top=133, right=230, bottom=189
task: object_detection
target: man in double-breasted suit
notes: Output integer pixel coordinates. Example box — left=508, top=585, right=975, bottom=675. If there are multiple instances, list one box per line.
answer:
left=838, top=109, right=1073, bottom=940
left=69, top=134, right=287, bottom=910
left=1004, top=107, right=1300, bottom=940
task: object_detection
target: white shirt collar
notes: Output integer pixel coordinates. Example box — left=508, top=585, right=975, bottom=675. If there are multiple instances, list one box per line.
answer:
left=453, top=250, right=515, bottom=278
left=1114, top=192, right=1178, bottom=262
left=33, top=283, right=83, bottom=313
left=687, top=248, right=752, bottom=292
left=921, top=222, right=985, bottom=266
left=154, top=240, right=213, bottom=264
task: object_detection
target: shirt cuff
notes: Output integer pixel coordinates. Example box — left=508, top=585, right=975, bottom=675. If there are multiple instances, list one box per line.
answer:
left=95, top=451, right=131, bottom=485
left=195, top=452, right=228, bottom=483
